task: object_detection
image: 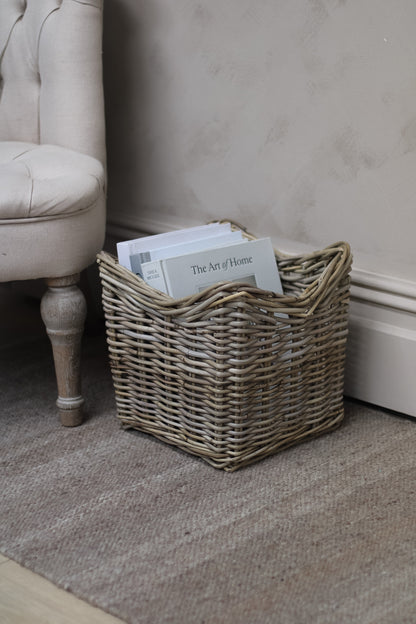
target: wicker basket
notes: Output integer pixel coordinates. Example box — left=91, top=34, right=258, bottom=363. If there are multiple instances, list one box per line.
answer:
left=97, top=224, right=352, bottom=471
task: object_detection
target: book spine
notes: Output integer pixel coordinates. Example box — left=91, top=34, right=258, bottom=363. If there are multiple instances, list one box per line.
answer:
left=116, top=242, right=133, bottom=272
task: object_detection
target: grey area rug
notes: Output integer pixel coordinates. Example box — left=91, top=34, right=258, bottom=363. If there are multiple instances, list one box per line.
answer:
left=1, top=296, right=416, bottom=624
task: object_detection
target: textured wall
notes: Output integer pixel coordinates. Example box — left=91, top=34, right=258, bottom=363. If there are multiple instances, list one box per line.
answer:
left=103, top=0, right=416, bottom=279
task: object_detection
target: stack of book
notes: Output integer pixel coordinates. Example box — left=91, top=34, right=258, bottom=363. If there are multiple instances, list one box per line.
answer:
left=117, top=222, right=283, bottom=298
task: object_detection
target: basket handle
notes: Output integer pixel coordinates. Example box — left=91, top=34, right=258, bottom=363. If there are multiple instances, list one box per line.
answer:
left=302, top=242, right=352, bottom=315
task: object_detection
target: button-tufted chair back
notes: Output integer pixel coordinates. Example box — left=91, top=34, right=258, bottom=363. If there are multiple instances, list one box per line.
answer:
left=0, top=0, right=105, bottom=163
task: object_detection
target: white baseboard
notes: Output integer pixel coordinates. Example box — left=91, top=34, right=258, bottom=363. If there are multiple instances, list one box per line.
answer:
left=345, top=275, right=416, bottom=417
left=107, top=217, right=416, bottom=418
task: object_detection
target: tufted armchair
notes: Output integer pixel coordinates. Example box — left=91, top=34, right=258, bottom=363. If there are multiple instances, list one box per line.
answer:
left=0, top=0, right=106, bottom=426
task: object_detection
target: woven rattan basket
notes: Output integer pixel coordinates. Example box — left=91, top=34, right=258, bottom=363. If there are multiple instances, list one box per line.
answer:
left=97, top=224, right=352, bottom=471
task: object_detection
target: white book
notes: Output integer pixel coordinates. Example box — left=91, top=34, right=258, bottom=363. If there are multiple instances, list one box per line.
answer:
left=141, top=238, right=283, bottom=298
left=141, top=235, right=243, bottom=293
left=131, top=230, right=243, bottom=277
left=117, top=222, right=232, bottom=276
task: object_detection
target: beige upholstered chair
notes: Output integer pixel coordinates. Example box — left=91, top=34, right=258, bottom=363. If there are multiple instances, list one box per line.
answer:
left=0, top=0, right=106, bottom=426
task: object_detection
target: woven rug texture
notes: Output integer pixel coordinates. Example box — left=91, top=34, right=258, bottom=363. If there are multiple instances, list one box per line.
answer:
left=1, top=291, right=416, bottom=624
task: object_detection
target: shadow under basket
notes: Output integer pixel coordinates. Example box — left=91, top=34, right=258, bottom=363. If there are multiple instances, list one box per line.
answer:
left=97, top=228, right=352, bottom=471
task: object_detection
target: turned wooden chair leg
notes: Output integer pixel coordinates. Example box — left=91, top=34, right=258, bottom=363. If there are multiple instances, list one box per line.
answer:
left=41, top=274, right=87, bottom=426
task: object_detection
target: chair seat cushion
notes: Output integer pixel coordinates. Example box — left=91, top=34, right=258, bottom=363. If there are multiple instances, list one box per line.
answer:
left=0, top=141, right=105, bottom=220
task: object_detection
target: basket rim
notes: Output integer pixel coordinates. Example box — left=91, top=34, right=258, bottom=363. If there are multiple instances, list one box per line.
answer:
left=97, top=225, right=352, bottom=314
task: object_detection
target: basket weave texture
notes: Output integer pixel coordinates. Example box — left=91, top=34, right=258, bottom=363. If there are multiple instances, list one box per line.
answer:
left=97, top=226, right=352, bottom=471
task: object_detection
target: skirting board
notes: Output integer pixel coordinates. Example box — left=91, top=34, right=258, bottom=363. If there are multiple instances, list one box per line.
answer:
left=106, top=218, right=416, bottom=418
left=345, top=275, right=416, bottom=418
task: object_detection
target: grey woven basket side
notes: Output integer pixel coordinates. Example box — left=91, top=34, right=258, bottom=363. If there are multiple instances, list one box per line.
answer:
left=97, top=236, right=352, bottom=471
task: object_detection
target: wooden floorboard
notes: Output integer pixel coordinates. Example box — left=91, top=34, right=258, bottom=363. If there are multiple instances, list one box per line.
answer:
left=0, top=555, right=125, bottom=624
